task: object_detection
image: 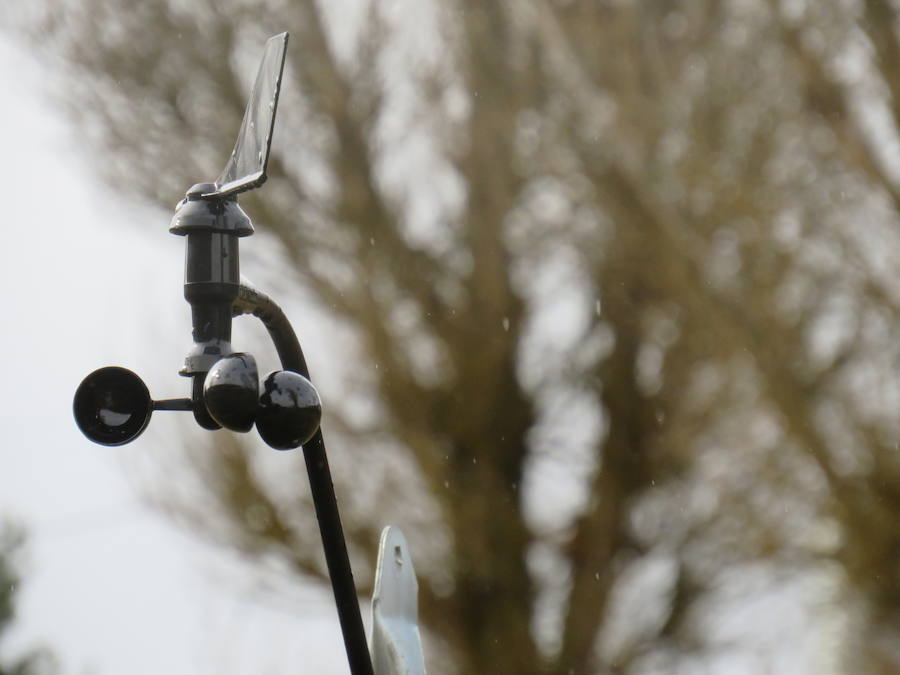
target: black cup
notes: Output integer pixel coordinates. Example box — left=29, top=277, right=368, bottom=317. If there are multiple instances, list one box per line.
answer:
left=73, top=367, right=152, bottom=446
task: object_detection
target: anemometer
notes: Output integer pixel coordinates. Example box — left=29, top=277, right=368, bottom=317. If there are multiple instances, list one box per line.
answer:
left=73, top=33, right=426, bottom=675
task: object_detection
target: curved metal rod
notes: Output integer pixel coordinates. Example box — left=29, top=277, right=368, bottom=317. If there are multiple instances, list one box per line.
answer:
left=233, top=283, right=374, bottom=675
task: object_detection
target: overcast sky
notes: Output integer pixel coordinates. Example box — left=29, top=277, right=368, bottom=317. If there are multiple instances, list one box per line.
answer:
left=0, top=34, right=353, bottom=675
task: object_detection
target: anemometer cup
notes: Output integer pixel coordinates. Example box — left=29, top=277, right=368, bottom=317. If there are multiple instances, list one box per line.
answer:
left=203, top=353, right=260, bottom=432
left=73, top=367, right=153, bottom=446
left=256, top=370, right=322, bottom=450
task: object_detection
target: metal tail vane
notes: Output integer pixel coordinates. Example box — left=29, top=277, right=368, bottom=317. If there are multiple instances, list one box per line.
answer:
left=73, top=33, right=426, bottom=675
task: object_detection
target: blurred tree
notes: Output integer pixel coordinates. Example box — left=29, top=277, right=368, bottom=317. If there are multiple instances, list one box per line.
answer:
left=13, top=0, right=900, bottom=672
left=0, top=524, right=56, bottom=675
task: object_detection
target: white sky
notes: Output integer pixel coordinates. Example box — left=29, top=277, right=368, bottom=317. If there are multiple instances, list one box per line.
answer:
left=0, top=35, right=352, bottom=675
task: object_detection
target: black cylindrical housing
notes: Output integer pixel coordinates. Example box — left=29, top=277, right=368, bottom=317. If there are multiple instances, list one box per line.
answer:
left=171, top=184, right=254, bottom=426
left=184, top=231, right=239, bottom=346
left=184, top=231, right=240, bottom=285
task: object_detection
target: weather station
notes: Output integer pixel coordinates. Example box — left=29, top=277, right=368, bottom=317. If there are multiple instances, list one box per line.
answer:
left=72, top=33, right=426, bottom=675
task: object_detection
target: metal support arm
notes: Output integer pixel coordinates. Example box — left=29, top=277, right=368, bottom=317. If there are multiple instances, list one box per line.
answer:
left=233, top=283, right=375, bottom=675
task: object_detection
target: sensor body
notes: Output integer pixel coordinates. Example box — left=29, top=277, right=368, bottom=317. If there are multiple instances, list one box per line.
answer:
left=170, top=182, right=254, bottom=428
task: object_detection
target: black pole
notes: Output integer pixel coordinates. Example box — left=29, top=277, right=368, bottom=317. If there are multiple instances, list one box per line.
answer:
left=233, top=285, right=374, bottom=675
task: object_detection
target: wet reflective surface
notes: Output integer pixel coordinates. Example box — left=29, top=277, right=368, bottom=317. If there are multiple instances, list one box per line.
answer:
left=210, top=33, right=288, bottom=198
left=256, top=370, right=321, bottom=450
left=203, top=353, right=259, bottom=432
left=73, top=367, right=152, bottom=446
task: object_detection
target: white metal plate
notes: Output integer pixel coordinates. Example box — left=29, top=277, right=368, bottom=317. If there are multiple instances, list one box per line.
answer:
left=371, top=527, right=427, bottom=675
